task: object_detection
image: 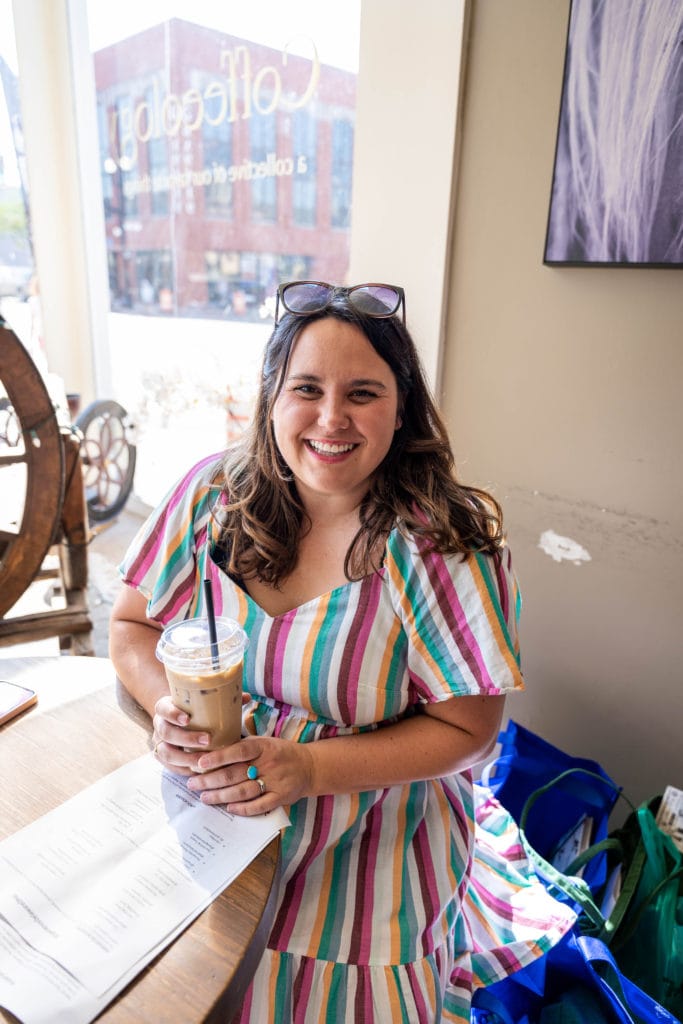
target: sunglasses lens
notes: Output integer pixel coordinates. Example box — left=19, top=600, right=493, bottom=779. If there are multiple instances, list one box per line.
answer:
left=349, top=285, right=401, bottom=317
left=282, top=282, right=333, bottom=314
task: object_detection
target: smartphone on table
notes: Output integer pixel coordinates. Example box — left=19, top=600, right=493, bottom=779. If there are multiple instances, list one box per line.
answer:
left=0, top=679, right=38, bottom=725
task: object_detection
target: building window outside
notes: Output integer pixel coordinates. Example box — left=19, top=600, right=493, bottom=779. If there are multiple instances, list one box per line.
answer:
left=194, top=67, right=233, bottom=221
left=148, top=135, right=169, bottom=217
left=115, top=97, right=138, bottom=221
left=249, top=103, right=277, bottom=225
left=144, top=83, right=170, bottom=218
left=331, top=118, right=353, bottom=229
left=292, top=108, right=317, bottom=228
left=202, top=123, right=233, bottom=221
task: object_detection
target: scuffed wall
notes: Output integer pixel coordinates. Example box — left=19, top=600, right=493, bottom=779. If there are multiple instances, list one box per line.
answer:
left=442, top=0, right=683, bottom=805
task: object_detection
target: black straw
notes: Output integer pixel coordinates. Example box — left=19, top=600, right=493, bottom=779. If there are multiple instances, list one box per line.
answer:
left=203, top=577, right=220, bottom=670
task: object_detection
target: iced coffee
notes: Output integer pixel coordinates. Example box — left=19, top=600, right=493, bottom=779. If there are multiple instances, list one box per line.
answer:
left=156, top=616, right=248, bottom=749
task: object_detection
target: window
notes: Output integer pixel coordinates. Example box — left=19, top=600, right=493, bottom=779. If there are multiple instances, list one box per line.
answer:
left=331, top=118, right=353, bottom=229
left=249, top=104, right=277, bottom=225
left=9, top=2, right=464, bottom=506
left=292, top=109, right=317, bottom=227
left=144, top=83, right=170, bottom=218
left=201, top=82, right=233, bottom=220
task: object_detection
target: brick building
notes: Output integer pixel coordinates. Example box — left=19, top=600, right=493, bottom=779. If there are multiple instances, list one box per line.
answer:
left=94, top=18, right=356, bottom=318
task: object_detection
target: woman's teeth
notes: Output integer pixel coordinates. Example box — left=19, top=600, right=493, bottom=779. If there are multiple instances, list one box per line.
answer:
left=308, top=440, right=356, bottom=454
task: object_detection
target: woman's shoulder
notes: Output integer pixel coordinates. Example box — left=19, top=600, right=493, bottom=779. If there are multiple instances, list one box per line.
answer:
left=178, top=451, right=225, bottom=489
left=162, top=451, right=226, bottom=509
left=385, top=525, right=520, bottom=634
left=385, top=524, right=515, bottom=589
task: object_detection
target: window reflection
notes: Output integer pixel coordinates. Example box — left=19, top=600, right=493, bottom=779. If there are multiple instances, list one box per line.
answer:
left=92, top=17, right=357, bottom=319
left=85, top=8, right=359, bottom=504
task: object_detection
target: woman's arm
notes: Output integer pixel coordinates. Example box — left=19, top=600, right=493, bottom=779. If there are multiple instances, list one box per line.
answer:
left=109, top=586, right=167, bottom=716
left=185, top=692, right=506, bottom=814
left=311, top=693, right=505, bottom=794
left=110, top=586, right=215, bottom=766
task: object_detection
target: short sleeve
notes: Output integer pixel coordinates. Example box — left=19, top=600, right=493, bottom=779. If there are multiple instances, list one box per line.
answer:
left=119, top=453, right=223, bottom=625
left=384, top=530, right=524, bottom=700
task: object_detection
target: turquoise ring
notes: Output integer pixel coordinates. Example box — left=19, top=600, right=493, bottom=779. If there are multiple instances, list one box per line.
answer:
left=247, top=765, right=259, bottom=781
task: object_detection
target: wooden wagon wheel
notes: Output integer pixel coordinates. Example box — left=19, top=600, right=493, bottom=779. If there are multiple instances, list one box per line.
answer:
left=0, top=320, right=64, bottom=618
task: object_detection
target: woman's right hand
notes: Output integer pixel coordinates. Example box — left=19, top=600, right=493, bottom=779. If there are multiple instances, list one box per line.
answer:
left=152, top=695, right=211, bottom=776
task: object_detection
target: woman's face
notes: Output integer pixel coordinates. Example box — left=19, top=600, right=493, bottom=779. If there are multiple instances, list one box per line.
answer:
left=271, top=317, right=401, bottom=510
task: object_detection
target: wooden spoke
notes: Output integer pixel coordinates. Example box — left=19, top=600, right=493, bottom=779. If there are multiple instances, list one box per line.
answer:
left=0, top=322, right=64, bottom=618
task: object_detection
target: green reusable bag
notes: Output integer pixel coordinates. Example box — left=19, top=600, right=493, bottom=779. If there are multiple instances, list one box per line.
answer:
left=519, top=774, right=683, bottom=1017
left=609, top=801, right=683, bottom=1017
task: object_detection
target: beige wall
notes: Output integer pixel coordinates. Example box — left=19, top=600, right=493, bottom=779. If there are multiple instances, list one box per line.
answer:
left=442, top=0, right=683, bottom=805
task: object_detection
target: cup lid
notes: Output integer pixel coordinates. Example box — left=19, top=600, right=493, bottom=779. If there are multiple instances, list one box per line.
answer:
left=156, top=616, right=247, bottom=672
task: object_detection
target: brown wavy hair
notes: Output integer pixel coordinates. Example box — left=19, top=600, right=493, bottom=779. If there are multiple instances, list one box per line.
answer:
left=216, top=296, right=504, bottom=586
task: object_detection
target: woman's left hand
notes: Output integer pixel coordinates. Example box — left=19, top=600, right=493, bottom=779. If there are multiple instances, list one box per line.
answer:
left=185, top=735, right=314, bottom=815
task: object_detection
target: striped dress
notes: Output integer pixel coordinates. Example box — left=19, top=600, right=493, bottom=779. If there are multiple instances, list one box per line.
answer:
left=120, top=455, right=575, bottom=1022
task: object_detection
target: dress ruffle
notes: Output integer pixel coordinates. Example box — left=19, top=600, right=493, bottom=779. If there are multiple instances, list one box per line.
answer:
left=235, top=787, right=576, bottom=1023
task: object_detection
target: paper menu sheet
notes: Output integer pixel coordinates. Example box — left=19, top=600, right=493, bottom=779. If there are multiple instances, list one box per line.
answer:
left=0, top=755, right=288, bottom=1024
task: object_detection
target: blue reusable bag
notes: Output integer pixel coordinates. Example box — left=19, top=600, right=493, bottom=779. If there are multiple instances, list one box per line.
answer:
left=471, top=930, right=681, bottom=1024
left=480, top=723, right=683, bottom=1020
left=518, top=785, right=683, bottom=1018
left=481, top=720, right=620, bottom=890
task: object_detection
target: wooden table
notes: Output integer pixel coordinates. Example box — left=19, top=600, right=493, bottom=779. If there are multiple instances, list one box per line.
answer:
left=0, top=656, right=280, bottom=1023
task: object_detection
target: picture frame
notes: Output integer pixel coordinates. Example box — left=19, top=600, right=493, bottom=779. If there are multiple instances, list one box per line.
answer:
left=543, top=0, right=683, bottom=268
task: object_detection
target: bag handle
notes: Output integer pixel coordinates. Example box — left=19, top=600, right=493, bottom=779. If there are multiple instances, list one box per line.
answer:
left=470, top=987, right=519, bottom=1024
left=520, top=769, right=683, bottom=947
left=562, top=834, right=647, bottom=939
left=481, top=757, right=624, bottom=813
left=577, top=934, right=683, bottom=1024
left=519, top=768, right=636, bottom=826
left=519, top=768, right=637, bottom=940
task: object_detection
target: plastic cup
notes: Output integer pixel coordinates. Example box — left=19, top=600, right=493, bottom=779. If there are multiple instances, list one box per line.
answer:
left=156, top=616, right=248, bottom=749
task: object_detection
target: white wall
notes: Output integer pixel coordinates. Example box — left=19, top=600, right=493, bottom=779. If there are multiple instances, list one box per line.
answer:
left=442, top=0, right=683, bottom=805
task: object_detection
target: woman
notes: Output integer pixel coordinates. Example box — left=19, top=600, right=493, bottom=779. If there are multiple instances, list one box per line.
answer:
left=110, top=281, right=573, bottom=1022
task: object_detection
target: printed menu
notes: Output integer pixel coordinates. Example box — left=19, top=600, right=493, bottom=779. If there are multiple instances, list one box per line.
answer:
left=0, top=755, right=288, bottom=1024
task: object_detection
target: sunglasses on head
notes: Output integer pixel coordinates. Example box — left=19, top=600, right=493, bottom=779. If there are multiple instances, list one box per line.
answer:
left=275, top=281, right=406, bottom=326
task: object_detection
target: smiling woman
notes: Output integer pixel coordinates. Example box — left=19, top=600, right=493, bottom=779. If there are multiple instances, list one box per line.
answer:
left=109, top=285, right=576, bottom=1023
left=271, top=318, right=401, bottom=514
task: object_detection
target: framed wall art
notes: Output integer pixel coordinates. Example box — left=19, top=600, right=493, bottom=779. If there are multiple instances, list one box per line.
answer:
left=544, top=0, right=683, bottom=267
